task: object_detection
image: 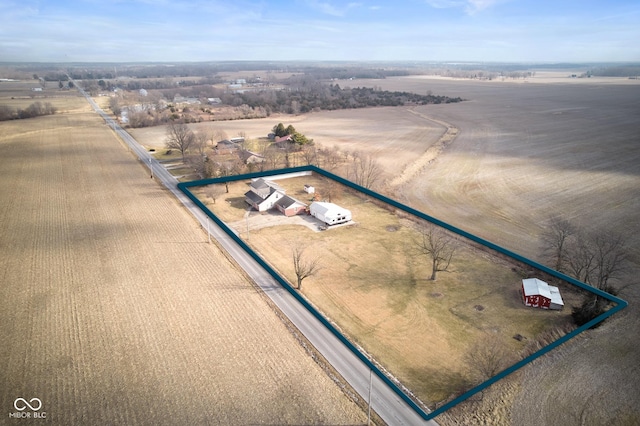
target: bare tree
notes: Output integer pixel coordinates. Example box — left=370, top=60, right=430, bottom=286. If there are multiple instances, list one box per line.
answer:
left=193, top=131, right=210, bottom=155
left=318, top=146, right=341, bottom=171
left=464, top=334, right=513, bottom=383
left=565, top=229, right=628, bottom=293
left=415, top=223, right=457, bottom=281
left=562, top=227, right=631, bottom=327
left=349, top=151, right=383, bottom=189
left=300, top=144, right=317, bottom=166
left=322, top=179, right=343, bottom=203
left=165, top=122, right=195, bottom=162
left=565, top=233, right=597, bottom=286
left=212, top=129, right=229, bottom=145
left=263, top=147, right=283, bottom=171
left=292, top=244, right=322, bottom=290
left=218, top=158, right=244, bottom=193
left=540, top=216, right=576, bottom=272
left=204, top=184, right=225, bottom=204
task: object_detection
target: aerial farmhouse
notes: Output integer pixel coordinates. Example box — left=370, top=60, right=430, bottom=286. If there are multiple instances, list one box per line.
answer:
left=244, top=178, right=307, bottom=216
left=309, top=202, right=352, bottom=226
left=244, top=178, right=285, bottom=212
left=521, top=278, right=564, bottom=310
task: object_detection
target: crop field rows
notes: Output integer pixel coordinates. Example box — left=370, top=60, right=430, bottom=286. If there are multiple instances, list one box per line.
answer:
left=0, top=94, right=367, bottom=424
left=133, top=75, right=640, bottom=424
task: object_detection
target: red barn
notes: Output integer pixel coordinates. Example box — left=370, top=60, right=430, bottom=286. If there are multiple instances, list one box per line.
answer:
left=522, top=278, right=564, bottom=310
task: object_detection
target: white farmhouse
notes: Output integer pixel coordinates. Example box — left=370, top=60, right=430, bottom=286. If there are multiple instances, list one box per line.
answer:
left=309, top=202, right=351, bottom=226
left=244, top=178, right=284, bottom=212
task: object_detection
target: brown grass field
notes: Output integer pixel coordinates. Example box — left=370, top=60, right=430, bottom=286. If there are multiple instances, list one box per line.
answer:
left=0, top=83, right=368, bottom=424
left=133, top=73, right=640, bottom=425
left=197, top=176, right=581, bottom=406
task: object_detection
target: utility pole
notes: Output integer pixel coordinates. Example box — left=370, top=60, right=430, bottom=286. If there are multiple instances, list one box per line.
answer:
left=368, top=369, right=372, bottom=425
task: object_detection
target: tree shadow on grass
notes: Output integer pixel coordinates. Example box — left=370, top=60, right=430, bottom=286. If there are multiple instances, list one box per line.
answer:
left=225, top=196, right=248, bottom=210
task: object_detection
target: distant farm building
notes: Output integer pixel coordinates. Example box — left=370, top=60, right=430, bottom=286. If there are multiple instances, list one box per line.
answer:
left=522, top=278, right=564, bottom=310
left=215, top=140, right=239, bottom=154
left=309, top=202, right=352, bottom=226
left=239, top=150, right=265, bottom=165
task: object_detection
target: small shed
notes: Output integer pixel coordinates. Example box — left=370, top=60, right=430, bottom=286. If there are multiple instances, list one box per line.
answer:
left=309, top=202, right=351, bottom=226
left=303, top=184, right=315, bottom=194
left=522, top=278, right=564, bottom=310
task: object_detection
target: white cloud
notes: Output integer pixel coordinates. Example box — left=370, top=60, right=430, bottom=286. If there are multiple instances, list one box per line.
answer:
left=425, top=0, right=504, bottom=14
left=304, top=0, right=361, bottom=17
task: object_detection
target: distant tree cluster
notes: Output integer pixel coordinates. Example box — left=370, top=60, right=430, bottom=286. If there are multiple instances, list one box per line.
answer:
left=236, top=84, right=462, bottom=115
left=271, top=123, right=312, bottom=145
left=0, top=102, right=57, bottom=121
left=589, top=65, right=640, bottom=78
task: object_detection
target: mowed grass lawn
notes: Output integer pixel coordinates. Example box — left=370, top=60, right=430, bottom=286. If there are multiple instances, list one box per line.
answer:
left=198, top=174, right=580, bottom=404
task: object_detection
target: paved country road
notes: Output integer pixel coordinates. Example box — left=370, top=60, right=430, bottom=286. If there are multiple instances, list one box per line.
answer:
left=75, top=82, right=438, bottom=426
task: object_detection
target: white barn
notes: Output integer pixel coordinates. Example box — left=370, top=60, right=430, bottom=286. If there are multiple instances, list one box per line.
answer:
left=309, top=202, right=351, bottom=226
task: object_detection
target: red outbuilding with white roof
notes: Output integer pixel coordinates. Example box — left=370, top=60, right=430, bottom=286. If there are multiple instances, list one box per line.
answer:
left=522, top=278, right=564, bottom=310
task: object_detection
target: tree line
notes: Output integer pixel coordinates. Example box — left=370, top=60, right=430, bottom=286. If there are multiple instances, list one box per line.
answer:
left=0, top=101, right=57, bottom=121
left=234, top=83, right=463, bottom=115
left=540, top=216, right=631, bottom=327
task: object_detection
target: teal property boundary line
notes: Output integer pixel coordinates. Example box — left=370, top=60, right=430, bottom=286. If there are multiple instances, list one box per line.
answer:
left=177, top=165, right=628, bottom=421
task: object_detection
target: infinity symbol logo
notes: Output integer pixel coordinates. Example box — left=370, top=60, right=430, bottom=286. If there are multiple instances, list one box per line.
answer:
left=14, top=398, right=42, bottom=411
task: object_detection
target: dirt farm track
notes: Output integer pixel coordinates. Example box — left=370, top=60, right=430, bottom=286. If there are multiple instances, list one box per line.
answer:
left=0, top=98, right=367, bottom=423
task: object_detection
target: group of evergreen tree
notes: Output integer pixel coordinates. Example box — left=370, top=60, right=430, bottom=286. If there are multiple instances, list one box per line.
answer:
left=272, top=123, right=312, bottom=145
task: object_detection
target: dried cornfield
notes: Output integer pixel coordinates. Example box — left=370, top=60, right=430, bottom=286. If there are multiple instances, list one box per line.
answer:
left=0, top=97, right=367, bottom=424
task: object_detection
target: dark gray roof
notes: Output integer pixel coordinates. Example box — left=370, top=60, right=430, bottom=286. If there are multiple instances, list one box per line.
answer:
left=244, top=190, right=265, bottom=204
left=275, top=195, right=307, bottom=209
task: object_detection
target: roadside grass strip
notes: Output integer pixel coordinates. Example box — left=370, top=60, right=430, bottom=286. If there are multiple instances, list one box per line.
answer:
left=178, top=165, right=628, bottom=421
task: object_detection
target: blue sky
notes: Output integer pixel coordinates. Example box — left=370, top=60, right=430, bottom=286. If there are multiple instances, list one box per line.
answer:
left=1, top=0, right=639, bottom=63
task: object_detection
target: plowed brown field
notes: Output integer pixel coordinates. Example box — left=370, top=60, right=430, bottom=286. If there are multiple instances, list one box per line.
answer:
left=0, top=95, right=367, bottom=424
left=122, top=74, right=640, bottom=424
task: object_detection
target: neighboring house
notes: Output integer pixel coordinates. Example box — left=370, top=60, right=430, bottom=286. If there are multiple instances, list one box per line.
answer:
left=215, top=140, right=239, bottom=154
left=309, top=202, right=352, bottom=226
left=273, top=135, right=297, bottom=151
left=173, top=95, right=200, bottom=104
left=244, top=178, right=285, bottom=212
left=274, top=195, right=307, bottom=217
left=274, top=135, right=293, bottom=143
left=239, top=150, right=265, bottom=165
left=522, top=278, right=564, bottom=310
